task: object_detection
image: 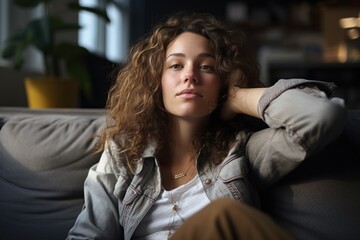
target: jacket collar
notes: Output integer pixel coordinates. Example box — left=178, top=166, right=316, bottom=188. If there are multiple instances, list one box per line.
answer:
left=133, top=140, right=158, bottom=175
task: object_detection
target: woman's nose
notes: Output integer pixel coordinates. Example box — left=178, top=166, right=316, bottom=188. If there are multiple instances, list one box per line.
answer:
left=184, top=67, right=199, bottom=85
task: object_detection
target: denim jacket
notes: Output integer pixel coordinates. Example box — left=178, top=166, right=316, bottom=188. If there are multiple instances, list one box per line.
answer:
left=67, top=79, right=346, bottom=240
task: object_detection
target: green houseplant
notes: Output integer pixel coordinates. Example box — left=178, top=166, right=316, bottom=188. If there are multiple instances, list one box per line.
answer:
left=1, top=0, right=115, bottom=108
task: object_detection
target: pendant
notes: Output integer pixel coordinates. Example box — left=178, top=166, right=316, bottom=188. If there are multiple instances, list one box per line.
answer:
left=174, top=172, right=186, bottom=179
left=172, top=202, right=179, bottom=212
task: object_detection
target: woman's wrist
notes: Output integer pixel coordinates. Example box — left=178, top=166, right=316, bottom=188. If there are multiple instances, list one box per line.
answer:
left=231, top=87, right=267, bottom=118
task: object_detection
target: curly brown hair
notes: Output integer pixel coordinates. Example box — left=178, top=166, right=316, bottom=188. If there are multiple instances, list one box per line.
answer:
left=99, top=12, right=263, bottom=173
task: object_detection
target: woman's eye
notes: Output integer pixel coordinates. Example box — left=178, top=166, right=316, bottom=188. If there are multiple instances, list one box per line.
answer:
left=170, top=64, right=182, bottom=69
left=200, top=65, right=214, bottom=72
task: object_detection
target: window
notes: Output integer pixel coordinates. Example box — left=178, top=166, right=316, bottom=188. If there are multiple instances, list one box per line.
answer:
left=0, top=0, right=10, bottom=65
left=78, top=0, right=129, bottom=63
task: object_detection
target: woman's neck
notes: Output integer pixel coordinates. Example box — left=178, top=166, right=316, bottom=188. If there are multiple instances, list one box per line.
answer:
left=169, top=116, right=206, bottom=143
left=160, top=117, right=205, bottom=165
left=159, top=117, right=207, bottom=190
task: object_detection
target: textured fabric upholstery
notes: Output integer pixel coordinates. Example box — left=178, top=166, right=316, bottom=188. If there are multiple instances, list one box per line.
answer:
left=0, top=108, right=105, bottom=240
left=0, top=108, right=359, bottom=240
left=260, top=109, right=360, bottom=240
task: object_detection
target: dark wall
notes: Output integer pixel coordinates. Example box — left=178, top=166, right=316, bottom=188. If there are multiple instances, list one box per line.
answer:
left=128, top=0, right=324, bottom=45
left=129, top=0, right=228, bottom=44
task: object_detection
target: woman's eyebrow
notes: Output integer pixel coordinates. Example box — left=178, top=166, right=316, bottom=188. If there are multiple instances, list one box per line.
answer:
left=198, top=53, right=215, bottom=59
left=166, top=53, right=185, bottom=59
left=166, top=52, right=215, bottom=59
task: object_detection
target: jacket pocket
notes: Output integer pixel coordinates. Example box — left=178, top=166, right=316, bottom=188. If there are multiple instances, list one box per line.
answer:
left=216, top=156, right=253, bottom=202
left=113, top=175, right=140, bottom=204
left=114, top=178, right=141, bottom=227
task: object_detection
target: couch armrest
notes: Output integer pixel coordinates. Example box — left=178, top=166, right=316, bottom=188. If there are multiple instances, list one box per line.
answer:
left=260, top=109, right=360, bottom=240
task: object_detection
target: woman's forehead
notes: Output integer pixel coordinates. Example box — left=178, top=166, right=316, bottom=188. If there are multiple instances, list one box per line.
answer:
left=165, top=32, right=213, bottom=57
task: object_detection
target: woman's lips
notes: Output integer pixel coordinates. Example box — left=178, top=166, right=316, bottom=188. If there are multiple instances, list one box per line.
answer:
left=176, top=89, right=203, bottom=99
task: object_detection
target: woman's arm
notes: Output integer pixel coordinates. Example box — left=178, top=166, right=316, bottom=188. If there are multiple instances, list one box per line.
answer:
left=221, top=86, right=266, bottom=119
left=224, top=79, right=346, bottom=187
left=66, top=149, right=123, bottom=240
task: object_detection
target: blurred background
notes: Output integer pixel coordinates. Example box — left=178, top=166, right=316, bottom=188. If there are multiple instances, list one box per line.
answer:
left=1, top=0, right=360, bottom=108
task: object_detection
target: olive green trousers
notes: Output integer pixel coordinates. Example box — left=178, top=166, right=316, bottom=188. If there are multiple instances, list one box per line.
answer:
left=171, top=198, right=295, bottom=240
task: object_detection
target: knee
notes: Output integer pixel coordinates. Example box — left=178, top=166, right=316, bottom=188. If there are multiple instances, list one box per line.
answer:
left=205, top=198, right=248, bottom=217
left=206, top=198, right=268, bottom=222
left=208, top=198, right=247, bottom=211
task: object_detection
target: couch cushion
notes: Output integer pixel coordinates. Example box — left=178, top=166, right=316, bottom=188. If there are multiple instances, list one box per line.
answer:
left=0, top=109, right=105, bottom=240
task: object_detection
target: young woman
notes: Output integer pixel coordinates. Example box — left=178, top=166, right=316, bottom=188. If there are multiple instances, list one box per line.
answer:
left=67, top=12, right=346, bottom=240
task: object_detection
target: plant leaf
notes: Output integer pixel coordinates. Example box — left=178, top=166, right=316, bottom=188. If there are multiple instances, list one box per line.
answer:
left=25, top=16, right=80, bottom=53
left=1, top=29, right=33, bottom=69
left=27, top=16, right=54, bottom=52
left=1, top=31, right=24, bottom=58
left=67, top=2, right=110, bottom=23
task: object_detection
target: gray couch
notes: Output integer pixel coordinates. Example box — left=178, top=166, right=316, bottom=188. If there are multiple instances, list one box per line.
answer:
left=0, top=107, right=359, bottom=240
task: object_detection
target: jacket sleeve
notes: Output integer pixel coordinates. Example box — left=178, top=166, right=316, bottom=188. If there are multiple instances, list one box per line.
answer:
left=66, top=148, right=123, bottom=240
left=247, top=79, right=346, bottom=187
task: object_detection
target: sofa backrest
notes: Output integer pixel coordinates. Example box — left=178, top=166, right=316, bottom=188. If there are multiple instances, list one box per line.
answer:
left=0, top=108, right=106, bottom=240
left=1, top=108, right=359, bottom=240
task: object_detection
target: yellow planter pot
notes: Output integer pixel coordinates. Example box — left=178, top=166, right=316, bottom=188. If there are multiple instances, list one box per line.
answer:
left=25, top=77, right=79, bottom=109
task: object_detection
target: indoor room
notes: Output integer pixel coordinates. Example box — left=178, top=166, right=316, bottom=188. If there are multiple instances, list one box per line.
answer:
left=0, top=1, right=359, bottom=240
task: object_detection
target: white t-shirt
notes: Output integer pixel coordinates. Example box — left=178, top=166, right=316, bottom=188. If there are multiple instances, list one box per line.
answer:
left=132, top=174, right=211, bottom=240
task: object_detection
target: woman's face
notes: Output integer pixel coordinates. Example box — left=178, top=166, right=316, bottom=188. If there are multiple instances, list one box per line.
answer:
left=161, top=32, right=221, bottom=121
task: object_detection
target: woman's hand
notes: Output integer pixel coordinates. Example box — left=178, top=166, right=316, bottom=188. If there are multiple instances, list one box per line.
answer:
left=220, top=70, right=267, bottom=120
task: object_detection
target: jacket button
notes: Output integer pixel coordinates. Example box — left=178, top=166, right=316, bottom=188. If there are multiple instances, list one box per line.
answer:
left=204, top=179, right=212, bottom=185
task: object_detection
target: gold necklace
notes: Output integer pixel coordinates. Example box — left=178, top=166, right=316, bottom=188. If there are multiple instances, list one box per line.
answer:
left=166, top=165, right=196, bottom=239
left=173, top=161, right=194, bottom=179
